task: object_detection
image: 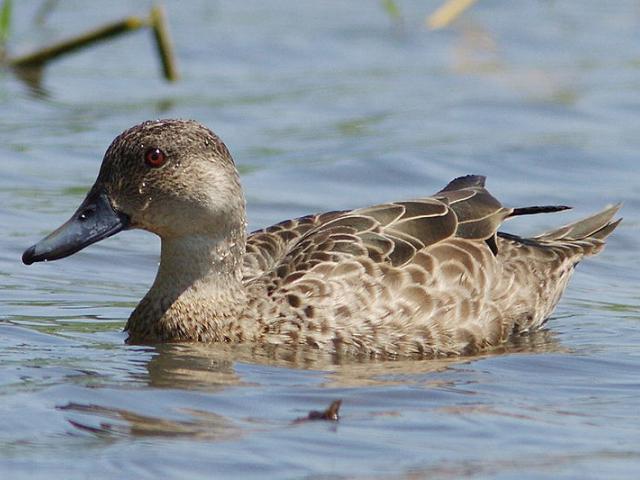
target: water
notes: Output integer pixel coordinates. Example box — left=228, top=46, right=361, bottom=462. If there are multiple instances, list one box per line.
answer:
left=1, top=1, right=639, bottom=478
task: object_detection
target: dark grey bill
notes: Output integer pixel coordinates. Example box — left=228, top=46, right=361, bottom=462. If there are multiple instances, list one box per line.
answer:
left=22, top=189, right=129, bottom=265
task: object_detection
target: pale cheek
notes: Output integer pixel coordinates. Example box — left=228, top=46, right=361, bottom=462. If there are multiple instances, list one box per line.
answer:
left=139, top=203, right=204, bottom=237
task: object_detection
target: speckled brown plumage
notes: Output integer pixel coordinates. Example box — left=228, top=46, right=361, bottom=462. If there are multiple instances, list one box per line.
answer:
left=23, top=119, right=621, bottom=357
left=240, top=186, right=619, bottom=357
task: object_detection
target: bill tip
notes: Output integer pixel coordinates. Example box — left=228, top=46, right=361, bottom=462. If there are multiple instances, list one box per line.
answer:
left=22, top=245, right=36, bottom=265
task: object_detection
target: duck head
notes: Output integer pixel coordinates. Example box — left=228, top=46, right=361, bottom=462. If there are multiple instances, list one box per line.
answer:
left=23, top=119, right=246, bottom=265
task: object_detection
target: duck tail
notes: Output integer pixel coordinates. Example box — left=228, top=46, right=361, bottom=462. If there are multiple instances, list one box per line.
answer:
left=533, top=203, right=622, bottom=256
left=508, top=205, right=572, bottom=217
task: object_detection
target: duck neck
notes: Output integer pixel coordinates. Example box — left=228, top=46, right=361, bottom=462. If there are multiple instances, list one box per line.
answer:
left=158, top=231, right=246, bottom=293
left=126, top=227, right=250, bottom=342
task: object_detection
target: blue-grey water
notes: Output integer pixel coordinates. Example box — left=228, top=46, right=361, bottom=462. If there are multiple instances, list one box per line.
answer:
left=1, top=1, right=639, bottom=478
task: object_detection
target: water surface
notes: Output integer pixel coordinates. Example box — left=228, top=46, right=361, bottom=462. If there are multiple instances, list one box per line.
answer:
left=1, top=1, right=639, bottom=478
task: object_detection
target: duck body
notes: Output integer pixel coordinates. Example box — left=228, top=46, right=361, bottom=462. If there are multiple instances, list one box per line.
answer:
left=23, top=120, right=621, bottom=357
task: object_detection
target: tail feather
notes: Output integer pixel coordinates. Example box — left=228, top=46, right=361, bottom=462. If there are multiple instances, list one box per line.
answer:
left=509, top=205, right=572, bottom=218
left=535, top=203, right=622, bottom=242
left=587, top=217, right=622, bottom=241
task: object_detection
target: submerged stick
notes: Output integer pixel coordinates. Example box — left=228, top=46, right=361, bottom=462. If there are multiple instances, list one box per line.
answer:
left=150, top=4, right=179, bottom=81
left=9, top=16, right=146, bottom=68
left=294, top=399, right=342, bottom=423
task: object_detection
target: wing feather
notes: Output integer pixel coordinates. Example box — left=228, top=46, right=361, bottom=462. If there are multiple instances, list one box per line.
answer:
left=244, top=175, right=512, bottom=284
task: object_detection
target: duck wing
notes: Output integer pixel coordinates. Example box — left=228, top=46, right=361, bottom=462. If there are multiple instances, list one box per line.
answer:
left=434, top=175, right=513, bottom=254
left=244, top=210, right=346, bottom=280
left=244, top=175, right=511, bottom=281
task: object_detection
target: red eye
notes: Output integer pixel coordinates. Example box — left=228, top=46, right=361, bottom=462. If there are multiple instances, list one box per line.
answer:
left=144, top=148, right=167, bottom=168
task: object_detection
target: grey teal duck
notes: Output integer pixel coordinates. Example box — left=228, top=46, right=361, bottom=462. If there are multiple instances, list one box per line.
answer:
left=22, top=119, right=621, bottom=357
